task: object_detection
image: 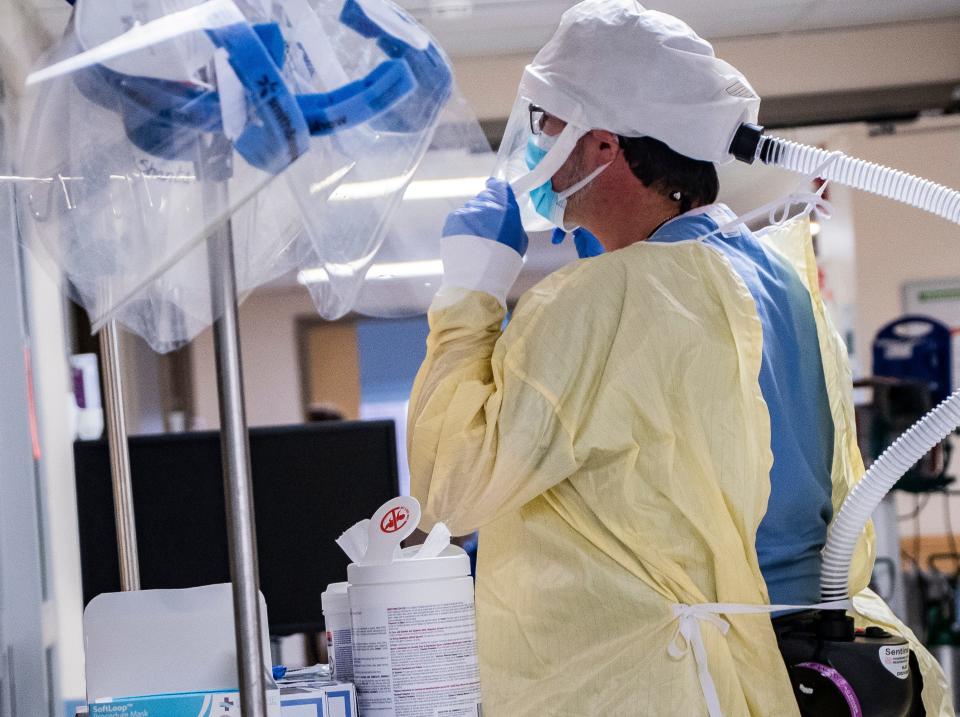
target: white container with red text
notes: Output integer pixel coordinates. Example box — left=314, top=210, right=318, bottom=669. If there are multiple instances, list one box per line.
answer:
left=347, top=545, right=481, bottom=717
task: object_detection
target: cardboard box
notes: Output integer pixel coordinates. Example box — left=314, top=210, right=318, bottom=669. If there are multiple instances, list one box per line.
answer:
left=89, top=688, right=282, bottom=716
left=80, top=678, right=357, bottom=717
left=84, top=585, right=280, bottom=717
left=280, top=682, right=357, bottom=717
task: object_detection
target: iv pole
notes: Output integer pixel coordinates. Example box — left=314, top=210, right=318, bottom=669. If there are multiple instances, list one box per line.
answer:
left=201, top=130, right=269, bottom=717
left=99, top=320, right=141, bottom=592
left=98, top=138, right=269, bottom=716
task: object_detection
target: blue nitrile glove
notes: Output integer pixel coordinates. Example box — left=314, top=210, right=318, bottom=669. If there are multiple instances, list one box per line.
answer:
left=551, top=227, right=605, bottom=258
left=443, top=178, right=528, bottom=256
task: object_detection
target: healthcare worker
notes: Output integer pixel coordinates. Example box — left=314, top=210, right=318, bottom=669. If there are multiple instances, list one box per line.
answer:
left=407, top=1, right=951, bottom=714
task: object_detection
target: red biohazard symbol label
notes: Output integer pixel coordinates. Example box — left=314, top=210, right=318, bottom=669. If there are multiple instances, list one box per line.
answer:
left=380, top=506, right=410, bottom=534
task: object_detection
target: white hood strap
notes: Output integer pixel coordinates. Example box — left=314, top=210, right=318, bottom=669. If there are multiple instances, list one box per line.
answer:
left=511, top=123, right=586, bottom=196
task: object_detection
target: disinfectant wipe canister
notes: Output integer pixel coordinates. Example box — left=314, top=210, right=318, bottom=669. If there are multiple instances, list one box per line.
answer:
left=321, top=582, right=354, bottom=682
left=339, top=497, right=482, bottom=717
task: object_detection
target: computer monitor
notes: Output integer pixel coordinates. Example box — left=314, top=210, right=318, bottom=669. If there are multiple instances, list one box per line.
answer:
left=74, top=420, right=399, bottom=635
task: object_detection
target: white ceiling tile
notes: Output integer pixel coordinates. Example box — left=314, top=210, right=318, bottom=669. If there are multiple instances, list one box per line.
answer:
left=406, top=0, right=960, bottom=56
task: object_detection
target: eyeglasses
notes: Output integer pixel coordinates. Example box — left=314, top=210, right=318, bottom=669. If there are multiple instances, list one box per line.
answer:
left=528, top=104, right=546, bottom=135
left=528, top=104, right=567, bottom=136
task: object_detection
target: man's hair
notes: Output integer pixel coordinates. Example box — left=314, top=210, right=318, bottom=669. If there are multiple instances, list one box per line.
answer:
left=617, top=135, right=719, bottom=214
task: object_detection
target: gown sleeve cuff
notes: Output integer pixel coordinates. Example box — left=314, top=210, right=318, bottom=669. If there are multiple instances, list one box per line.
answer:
left=435, top=234, right=524, bottom=310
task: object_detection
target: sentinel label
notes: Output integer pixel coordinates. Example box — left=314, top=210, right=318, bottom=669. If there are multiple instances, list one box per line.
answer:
left=879, top=645, right=910, bottom=680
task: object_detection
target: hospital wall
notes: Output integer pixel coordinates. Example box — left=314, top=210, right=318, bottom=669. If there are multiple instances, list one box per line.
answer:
left=189, top=287, right=318, bottom=430
left=844, top=118, right=960, bottom=538
left=847, top=120, right=960, bottom=386
left=187, top=291, right=432, bottom=431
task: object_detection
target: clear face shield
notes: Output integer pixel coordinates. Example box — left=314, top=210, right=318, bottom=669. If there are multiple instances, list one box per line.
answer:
left=494, top=92, right=613, bottom=233
left=16, top=0, right=455, bottom=351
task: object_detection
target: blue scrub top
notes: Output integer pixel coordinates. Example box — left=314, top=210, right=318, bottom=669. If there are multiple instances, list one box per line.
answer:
left=648, top=204, right=834, bottom=606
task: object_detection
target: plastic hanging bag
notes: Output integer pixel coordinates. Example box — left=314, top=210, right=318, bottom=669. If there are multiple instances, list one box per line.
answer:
left=305, top=88, right=498, bottom=319
left=16, top=0, right=458, bottom=350
left=17, top=0, right=311, bottom=351
left=279, top=0, right=462, bottom=320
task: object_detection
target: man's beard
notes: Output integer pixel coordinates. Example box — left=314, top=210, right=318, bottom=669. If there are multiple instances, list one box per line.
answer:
left=557, top=145, right=591, bottom=225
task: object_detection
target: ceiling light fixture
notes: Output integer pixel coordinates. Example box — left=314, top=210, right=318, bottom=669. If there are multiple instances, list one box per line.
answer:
left=298, top=259, right=444, bottom=284
left=311, top=173, right=488, bottom=201
left=298, top=252, right=526, bottom=284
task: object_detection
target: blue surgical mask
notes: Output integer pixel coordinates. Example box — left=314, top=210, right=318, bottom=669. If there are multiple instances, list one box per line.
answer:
left=524, top=133, right=611, bottom=231
left=525, top=134, right=565, bottom=228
